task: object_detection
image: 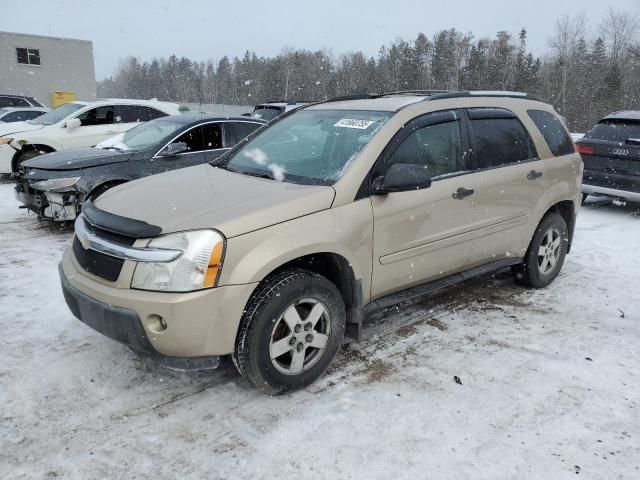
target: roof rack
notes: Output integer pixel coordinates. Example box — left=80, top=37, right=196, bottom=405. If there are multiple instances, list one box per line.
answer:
left=428, top=90, right=543, bottom=102
left=380, top=89, right=451, bottom=97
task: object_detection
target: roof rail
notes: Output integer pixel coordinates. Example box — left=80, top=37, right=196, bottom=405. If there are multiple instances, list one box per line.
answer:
left=428, top=90, right=543, bottom=102
left=321, top=93, right=382, bottom=103
left=380, top=89, right=452, bottom=97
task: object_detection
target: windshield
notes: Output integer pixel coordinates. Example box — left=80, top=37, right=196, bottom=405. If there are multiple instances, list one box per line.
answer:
left=222, top=109, right=392, bottom=185
left=586, top=119, right=640, bottom=143
left=29, top=102, right=83, bottom=125
left=96, top=117, right=189, bottom=152
left=251, top=106, right=283, bottom=121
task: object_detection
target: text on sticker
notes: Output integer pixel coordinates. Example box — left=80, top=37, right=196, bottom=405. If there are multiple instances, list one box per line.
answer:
left=334, top=119, right=375, bottom=129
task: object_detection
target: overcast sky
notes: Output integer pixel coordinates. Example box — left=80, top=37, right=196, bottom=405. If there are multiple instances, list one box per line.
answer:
left=3, top=0, right=639, bottom=79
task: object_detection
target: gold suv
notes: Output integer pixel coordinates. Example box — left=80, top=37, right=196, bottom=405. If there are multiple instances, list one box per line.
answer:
left=59, top=91, right=583, bottom=394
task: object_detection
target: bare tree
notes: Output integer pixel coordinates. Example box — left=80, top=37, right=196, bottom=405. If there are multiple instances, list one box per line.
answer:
left=599, top=7, right=640, bottom=64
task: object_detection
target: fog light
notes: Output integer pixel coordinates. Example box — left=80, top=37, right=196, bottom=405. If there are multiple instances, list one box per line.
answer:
left=147, top=314, right=167, bottom=333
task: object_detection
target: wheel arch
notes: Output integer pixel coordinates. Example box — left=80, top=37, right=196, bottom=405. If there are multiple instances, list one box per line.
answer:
left=235, top=249, right=364, bottom=342
left=12, top=144, right=56, bottom=171
left=86, top=179, right=129, bottom=201
left=543, top=200, right=576, bottom=253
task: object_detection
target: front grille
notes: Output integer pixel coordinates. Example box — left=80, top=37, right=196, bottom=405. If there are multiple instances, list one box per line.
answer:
left=83, top=218, right=136, bottom=246
left=73, top=237, right=125, bottom=282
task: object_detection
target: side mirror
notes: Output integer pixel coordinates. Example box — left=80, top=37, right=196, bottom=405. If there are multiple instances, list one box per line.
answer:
left=372, top=163, right=432, bottom=195
left=159, top=141, right=188, bottom=157
left=65, top=118, right=81, bottom=131
left=241, top=112, right=251, bottom=117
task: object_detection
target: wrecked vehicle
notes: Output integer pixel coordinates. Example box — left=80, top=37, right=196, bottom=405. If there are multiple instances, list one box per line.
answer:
left=59, top=91, right=582, bottom=394
left=14, top=113, right=265, bottom=221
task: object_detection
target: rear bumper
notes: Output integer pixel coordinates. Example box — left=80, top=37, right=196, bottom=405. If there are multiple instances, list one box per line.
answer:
left=582, top=184, right=640, bottom=203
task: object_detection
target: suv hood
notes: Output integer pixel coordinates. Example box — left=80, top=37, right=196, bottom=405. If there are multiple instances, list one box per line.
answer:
left=23, top=148, right=131, bottom=171
left=0, top=121, right=43, bottom=137
left=95, top=164, right=336, bottom=238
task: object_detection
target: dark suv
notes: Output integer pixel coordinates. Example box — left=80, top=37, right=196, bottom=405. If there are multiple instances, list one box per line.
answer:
left=577, top=111, right=640, bottom=204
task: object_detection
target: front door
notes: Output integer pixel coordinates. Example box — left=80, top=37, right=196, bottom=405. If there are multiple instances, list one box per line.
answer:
left=153, top=122, right=227, bottom=173
left=371, top=110, right=477, bottom=300
left=62, top=105, right=118, bottom=149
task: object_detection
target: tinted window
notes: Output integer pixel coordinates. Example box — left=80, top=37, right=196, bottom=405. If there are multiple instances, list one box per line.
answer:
left=387, top=120, right=464, bottom=178
left=586, top=119, right=640, bottom=143
left=227, top=121, right=263, bottom=145
left=174, top=123, right=222, bottom=152
left=528, top=110, right=574, bottom=156
left=470, top=117, right=536, bottom=169
left=77, top=106, right=115, bottom=126
left=251, top=106, right=283, bottom=121
left=0, top=97, right=30, bottom=108
left=116, top=105, right=167, bottom=123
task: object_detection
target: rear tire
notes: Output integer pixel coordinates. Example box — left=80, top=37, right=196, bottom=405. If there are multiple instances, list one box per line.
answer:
left=513, top=212, right=568, bottom=288
left=233, top=269, right=346, bottom=395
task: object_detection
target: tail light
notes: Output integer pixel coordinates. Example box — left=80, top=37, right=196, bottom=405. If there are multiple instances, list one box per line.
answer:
left=577, top=144, right=594, bottom=155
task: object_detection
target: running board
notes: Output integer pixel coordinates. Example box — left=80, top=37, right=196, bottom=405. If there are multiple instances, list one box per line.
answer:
left=362, top=258, right=522, bottom=317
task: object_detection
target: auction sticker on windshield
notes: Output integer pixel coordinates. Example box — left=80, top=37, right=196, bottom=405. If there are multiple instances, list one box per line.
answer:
left=334, top=118, right=375, bottom=129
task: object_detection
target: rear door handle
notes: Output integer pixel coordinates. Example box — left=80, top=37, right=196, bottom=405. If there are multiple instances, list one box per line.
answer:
left=527, top=170, right=543, bottom=180
left=452, top=187, right=474, bottom=200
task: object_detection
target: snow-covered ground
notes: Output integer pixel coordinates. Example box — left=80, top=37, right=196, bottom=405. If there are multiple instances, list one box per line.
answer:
left=1, top=181, right=639, bottom=480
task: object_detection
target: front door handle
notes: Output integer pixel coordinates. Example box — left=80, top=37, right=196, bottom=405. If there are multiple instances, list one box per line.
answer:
left=527, top=170, right=543, bottom=180
left=452, top=187, right=474, bottom=200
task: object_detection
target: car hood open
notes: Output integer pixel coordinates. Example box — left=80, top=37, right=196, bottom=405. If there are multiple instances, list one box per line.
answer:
left=94, top=164, right=336, bottom=238
left=22, top=148, right=131, bottom=171
left=0, top=121, right=43, bottom=137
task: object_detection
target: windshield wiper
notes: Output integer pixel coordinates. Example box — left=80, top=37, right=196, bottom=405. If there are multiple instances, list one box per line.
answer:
left=225, top=166, right=276, bottom=180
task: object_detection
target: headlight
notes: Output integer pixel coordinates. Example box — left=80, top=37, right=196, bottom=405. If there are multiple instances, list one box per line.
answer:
left=31, top=177, right=80, bottom=192
left=0, top=138, right=13, bottom=145
left=131, top=230, right=225, bottom=292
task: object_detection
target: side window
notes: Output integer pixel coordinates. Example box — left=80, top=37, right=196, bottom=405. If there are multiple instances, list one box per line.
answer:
left=3, top=111, right=34, bottom=122
left=386, top=119, right=465, bottom=179
left=116, top=105, right=168, bottom=123
left=201, top=123, right=222, bottom=150
left=527, top=110, right=575, bottom=156
left=469, top=110, right=536, bottom=169
left=227, top=122, right=262, bottom=145
left=77, top=106, right=115, bottom=126
left=10, top=97, right=30, bottom=107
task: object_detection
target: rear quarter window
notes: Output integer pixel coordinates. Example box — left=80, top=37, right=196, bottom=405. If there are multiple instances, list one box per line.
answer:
left=528, top=110, right=575, bottom=156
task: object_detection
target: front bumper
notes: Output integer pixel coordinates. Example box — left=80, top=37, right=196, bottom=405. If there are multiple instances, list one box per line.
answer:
left=60, top=247, right=258, bottom=358
left=14, top=181, right=80, bottom=221
left=0, top=144, right=14, bottom=174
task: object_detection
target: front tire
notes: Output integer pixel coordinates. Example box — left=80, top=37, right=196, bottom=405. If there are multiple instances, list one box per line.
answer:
left=513, top=212, right=568, bottom=288
left=233, top=269, right=346, bottom=395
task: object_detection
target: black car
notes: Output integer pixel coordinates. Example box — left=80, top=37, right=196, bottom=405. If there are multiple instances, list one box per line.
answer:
left=14, top=113, right=265, bottom=221
left=577, top=111, right=640, bottom=204
left=0, top=94, right=45, bottom=108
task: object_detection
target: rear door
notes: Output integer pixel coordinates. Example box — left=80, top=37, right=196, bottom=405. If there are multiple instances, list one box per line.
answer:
left=371, top=110, right=477, bottom=299
left=153, top=122, right=224, bottom=173
left=577, top=119, right=640, bottom=193
left=465, top=108, right=545, bottom=265
left=115, top=105, right=169, bottom=134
